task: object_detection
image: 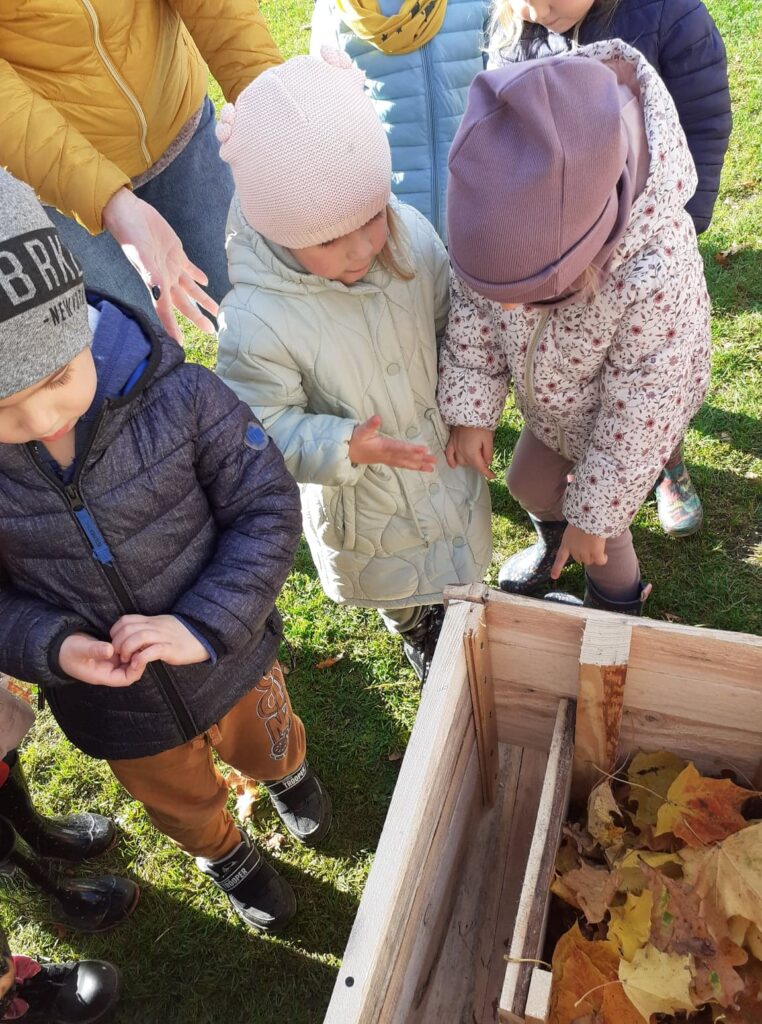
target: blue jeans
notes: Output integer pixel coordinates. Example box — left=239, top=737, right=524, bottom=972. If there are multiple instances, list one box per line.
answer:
left=46, top=97, right=234, bottom=324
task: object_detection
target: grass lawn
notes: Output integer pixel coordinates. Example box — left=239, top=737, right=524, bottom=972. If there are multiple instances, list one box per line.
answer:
left=2, top=1, right=760, bottom=1021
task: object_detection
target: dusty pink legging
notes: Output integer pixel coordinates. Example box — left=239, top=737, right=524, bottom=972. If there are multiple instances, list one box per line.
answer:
left=507, top=427, right=641, bottom=601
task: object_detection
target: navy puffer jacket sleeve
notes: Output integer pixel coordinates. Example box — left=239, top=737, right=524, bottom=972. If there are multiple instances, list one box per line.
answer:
left=655, top=0, right=731, bottom=233
left=171, top=365, right=302, bottom=660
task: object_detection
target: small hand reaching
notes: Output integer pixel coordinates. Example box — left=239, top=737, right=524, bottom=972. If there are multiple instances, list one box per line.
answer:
left=445, top=425, right=496, bottom=479
left=109, top=615, right=209, bottom=674
left=349, top=415, right=436, bottom=472
left=551, top=524, right=607, bottom=579
left=58, top=633, right=144, bottom=688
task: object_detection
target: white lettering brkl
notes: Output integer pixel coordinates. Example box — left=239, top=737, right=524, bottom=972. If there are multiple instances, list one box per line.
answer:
left=0, top=227, right=84, bottom=323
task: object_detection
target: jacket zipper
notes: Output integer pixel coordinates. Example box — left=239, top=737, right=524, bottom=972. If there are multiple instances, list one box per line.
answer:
left=79, top=0, right=152, bottom=167
left=523, top=310, right=551, bottom=410
left=420, top=44, right=440, bottom=237
left=27, top=447, right=198, bottom=741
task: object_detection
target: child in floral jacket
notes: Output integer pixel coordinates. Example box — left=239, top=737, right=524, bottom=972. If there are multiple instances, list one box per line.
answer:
left=440, top=40, right=711, bottom=614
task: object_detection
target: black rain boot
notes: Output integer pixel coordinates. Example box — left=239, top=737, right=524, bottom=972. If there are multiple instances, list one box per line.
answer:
left=0, top=751, right=116, bottom=862
left=6, top=957, right=122, bottom=1024
left=497, top=516, right=570, bottom=594
left=263, top=762, right=332, bottom=847
left=0, top=818, right=139, bottom=934
left=401, top=604, right=445, bottom=685
left=196, top=828, right=296, bottom=933
left=545, top=576, right=651, bottom=616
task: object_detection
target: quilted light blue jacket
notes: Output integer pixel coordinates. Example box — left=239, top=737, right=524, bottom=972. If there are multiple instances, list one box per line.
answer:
left=310, top=0, right=489, bottom=243
left=216, top=199, right=492, bottom=609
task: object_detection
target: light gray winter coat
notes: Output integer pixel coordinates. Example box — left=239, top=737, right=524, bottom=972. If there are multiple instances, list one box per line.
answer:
left=216, top=200, right=492, bottom=607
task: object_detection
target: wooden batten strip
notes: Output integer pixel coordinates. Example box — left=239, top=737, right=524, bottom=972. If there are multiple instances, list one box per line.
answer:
left=499, top=699, right=576, bottom=1023
left=573, top=617, right=632, bottom=800
left=525, top=968, right=553, bottom=1024
left=464, top=602, right=499, bottom=804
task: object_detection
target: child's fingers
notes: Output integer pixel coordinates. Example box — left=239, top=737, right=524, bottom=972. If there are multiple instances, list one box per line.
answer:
left=130, top=644, right=167, bottom=673
left=360, top=414, right=382, bottom=436
left=118, top=629, right=162, bottom=662
left=86, top=640, right=115, bottom=661
left=445, top=442, right=458, bottom=470
left=550, top=544, right=570, bottom=580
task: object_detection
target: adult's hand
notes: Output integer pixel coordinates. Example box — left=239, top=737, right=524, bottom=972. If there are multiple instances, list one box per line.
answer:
left=102, top=187, right=219, bottom=342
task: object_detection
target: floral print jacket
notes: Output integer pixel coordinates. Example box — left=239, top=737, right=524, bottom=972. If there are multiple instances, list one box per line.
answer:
left=438, top=40, right=712, bottom=538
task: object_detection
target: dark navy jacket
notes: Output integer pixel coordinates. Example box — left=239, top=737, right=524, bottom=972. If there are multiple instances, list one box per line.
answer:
left=492, top=0, right=732, bottom=233
left=0, top=297, right=302, bottom=760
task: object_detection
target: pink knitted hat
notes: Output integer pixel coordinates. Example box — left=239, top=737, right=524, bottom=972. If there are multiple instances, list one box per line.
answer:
left=217, top=49, right=392, bottom=249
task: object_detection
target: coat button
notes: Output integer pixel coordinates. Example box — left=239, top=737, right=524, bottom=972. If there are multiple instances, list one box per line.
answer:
left=387, top=363, right=400, bottom=375
left=405, top=426, right=417, bottom=439
left=453, top=536, right=466, bottom=547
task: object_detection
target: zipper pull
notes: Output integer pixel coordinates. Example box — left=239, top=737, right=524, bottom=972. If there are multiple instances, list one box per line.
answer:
left=64, top=483, right=84, bottom=511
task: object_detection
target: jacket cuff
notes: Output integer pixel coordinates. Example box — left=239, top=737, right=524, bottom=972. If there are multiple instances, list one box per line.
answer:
left=173, top=615, right=225, bottom=663
left=174, top=616, right=217, bottom=665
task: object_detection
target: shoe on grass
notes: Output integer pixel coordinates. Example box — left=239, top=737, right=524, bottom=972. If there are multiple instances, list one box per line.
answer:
left=263, top=762, right=332, bottom=847
left=2, top=956, right=121, bottom=1024
left=655, top=462, right=703, bottom=537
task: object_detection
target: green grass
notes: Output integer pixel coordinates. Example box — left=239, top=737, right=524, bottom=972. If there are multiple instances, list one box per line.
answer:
left=2, top=1, right=760, bottom=1020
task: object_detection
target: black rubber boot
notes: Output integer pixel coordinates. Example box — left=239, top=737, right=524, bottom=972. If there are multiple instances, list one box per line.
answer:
left=0, top=751, right=116, bottom=862
left=0, top=819, right=139, bottom=934
left=263, top=762, right=332, bottom=847
left=545, top=576, right=651, bottom=616
left=401, top=604, right=445, bottom=685
left=196, top=828, right=296, bottom=933
left=497, top=516, right=570, bottom=594
left=6, top=958, right=122, bottom=1023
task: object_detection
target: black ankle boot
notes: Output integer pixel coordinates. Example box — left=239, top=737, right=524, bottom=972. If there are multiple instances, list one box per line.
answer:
left=401, top=604, right=445, bottom=685
left=545, top=576, right=650, bottom=617
left=0, top=819, right=139, bottom=934
left=263, top=762, right=332, bottom=847
left=196, top=828, right=296, bottom=933
left=0, top=751, right=116, bottom=862
left=6, top=957, right=122, bottom=1023
left=498, top=516, right=570, bottom=594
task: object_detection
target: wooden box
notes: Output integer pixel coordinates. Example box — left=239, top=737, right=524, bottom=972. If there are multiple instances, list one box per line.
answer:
left=324, top=585, right=762, bottom=1024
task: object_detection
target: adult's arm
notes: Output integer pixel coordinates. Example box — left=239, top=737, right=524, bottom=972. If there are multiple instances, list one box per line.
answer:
left=170, top=0, right=283, bottom=102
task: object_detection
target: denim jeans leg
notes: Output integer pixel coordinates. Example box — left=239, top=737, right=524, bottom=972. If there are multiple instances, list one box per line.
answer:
left=138, top=97, right=235, bottom=307
left=44, top=206, right=158, bottom=321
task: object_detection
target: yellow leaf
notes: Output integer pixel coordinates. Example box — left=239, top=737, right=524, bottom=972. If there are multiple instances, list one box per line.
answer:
left=655, top=763, right=753, bottom=848
left=682, top=823, right=762, bottom=933
left=618, top=945, right=696, bottom=1021
left=627, top=750, right=687, bottom=833
left=588, top=780, right=626, bottom=853
left=615, top=849, right=683, bottom=894
left=747, top=922, right=762, bottom=961
left=608, top=891, right=654, bottom=961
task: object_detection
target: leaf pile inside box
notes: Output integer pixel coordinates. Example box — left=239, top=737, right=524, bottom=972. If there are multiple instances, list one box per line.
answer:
left=548, top=750, right=762, bottom=1023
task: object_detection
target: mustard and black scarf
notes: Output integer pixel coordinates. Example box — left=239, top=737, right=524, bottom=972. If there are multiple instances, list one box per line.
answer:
left=336, top=0, right=448, bottom=55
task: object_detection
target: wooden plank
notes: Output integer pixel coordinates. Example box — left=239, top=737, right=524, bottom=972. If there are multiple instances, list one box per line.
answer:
left=525, top=969, right=553, bottom=1024
left=464, top=602, right=499, bottom=804
left=573, top=618, right=632, bottom=799
left=475, top=746, right=548, bottom=1024
left=382, top=739, right=481, bottom=1023
left=324, top=601, right=475, bottom=1023
left=499, top=700, right=575, bottom=1023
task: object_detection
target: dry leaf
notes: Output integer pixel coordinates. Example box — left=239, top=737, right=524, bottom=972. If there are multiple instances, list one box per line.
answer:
left=588, top=781, right=627, bottom=854
left=553, top=862, right=619, bottom=924
left=645, top=869, right=717, bottom=959
left=387, top=750, right=403, bottom=762
left=608, top=891, right=653, bottom=962
left=549, top=922, right=645, bottom=1024
left=692, top=937, right=747, bottom=1009
left=226, top=769, right=260, bottom=821
left=315, top=652, right=346, bottom=670
left=714, top=962, right=762, bottom=1023
left=627, top=750, right=687, bottom=834
left=615, top=849, right=682, bottom=894
left=618, top=945, right=696, bottom=1021
left=655, top=763, right=753, bottom=847
left=682, top=823, right=762, bottom=933
left=263, top=831, right=288, bottom=853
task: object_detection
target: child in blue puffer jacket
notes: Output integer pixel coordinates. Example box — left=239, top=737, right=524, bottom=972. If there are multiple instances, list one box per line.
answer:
left=0, top=169, right=331, bottom=937
left=487, top=0, right=731, bottom=546
left=311, top=0, right=490, bottom=243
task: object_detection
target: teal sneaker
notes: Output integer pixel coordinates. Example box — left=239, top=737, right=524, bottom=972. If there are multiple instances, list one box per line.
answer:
left=655, top=462, right=703, bottom=537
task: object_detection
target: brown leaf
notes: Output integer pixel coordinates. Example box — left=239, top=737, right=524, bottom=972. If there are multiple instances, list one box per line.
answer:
left=387, top=750, right=403, bottom=762
left=645, top=868, right=717, bottom=959
left=692, top=937, right=748, bottom=1009
left=655, top=764, right=754, bottom=848
left=710, top=962, right=762, bottom=1023
left=226, top=769, right=260, bottom=821
left=587, top=781, right=627, bottom=856
left=263, top=831, right=288, bottom=853
left=314, top=653, right=345, bottom=670
left=553, top=862, right=620, bottom=924
left=682, top=823, right=762, bottom=934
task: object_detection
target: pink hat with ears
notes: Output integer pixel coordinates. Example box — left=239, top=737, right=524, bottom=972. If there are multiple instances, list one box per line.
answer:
left=216, top=48, right=392, bottom=249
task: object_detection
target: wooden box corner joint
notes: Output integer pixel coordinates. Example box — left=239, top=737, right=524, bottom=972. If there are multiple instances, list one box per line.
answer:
left=464, top=602, right=499, bottom=805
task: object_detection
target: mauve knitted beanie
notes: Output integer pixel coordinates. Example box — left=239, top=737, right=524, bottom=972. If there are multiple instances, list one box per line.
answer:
left=217, top=49, right=392, bottom=249
left=447, top=55, right=630, bottom=304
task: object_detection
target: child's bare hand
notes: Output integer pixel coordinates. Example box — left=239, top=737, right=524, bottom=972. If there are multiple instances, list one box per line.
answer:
left=551, top=525, right=607, bottom=578
left=348, top=415, right=436, bottom=472
left=445, top=425, right=496, bottom=479
left=58, top=633, right=143, bottom=688
left=110, top=615, right=209, bottom=672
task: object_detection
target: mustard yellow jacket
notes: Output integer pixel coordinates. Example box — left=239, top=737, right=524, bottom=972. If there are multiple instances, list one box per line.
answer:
left=0, top=1, right=282, bottom=233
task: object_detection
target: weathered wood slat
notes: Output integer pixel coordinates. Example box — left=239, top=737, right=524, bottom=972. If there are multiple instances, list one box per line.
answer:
left=464, top=601, right=499, bottom=804
left=499, top=700, right=575, bottom=1023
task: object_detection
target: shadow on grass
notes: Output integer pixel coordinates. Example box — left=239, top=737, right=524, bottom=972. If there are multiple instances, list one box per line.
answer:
left=701, top=243, right=762, bottom=315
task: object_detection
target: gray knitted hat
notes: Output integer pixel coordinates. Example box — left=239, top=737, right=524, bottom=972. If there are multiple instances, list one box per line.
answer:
left=447, top=55, right=630, bottom=304
left=0, top=169, right=91, bottom=400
